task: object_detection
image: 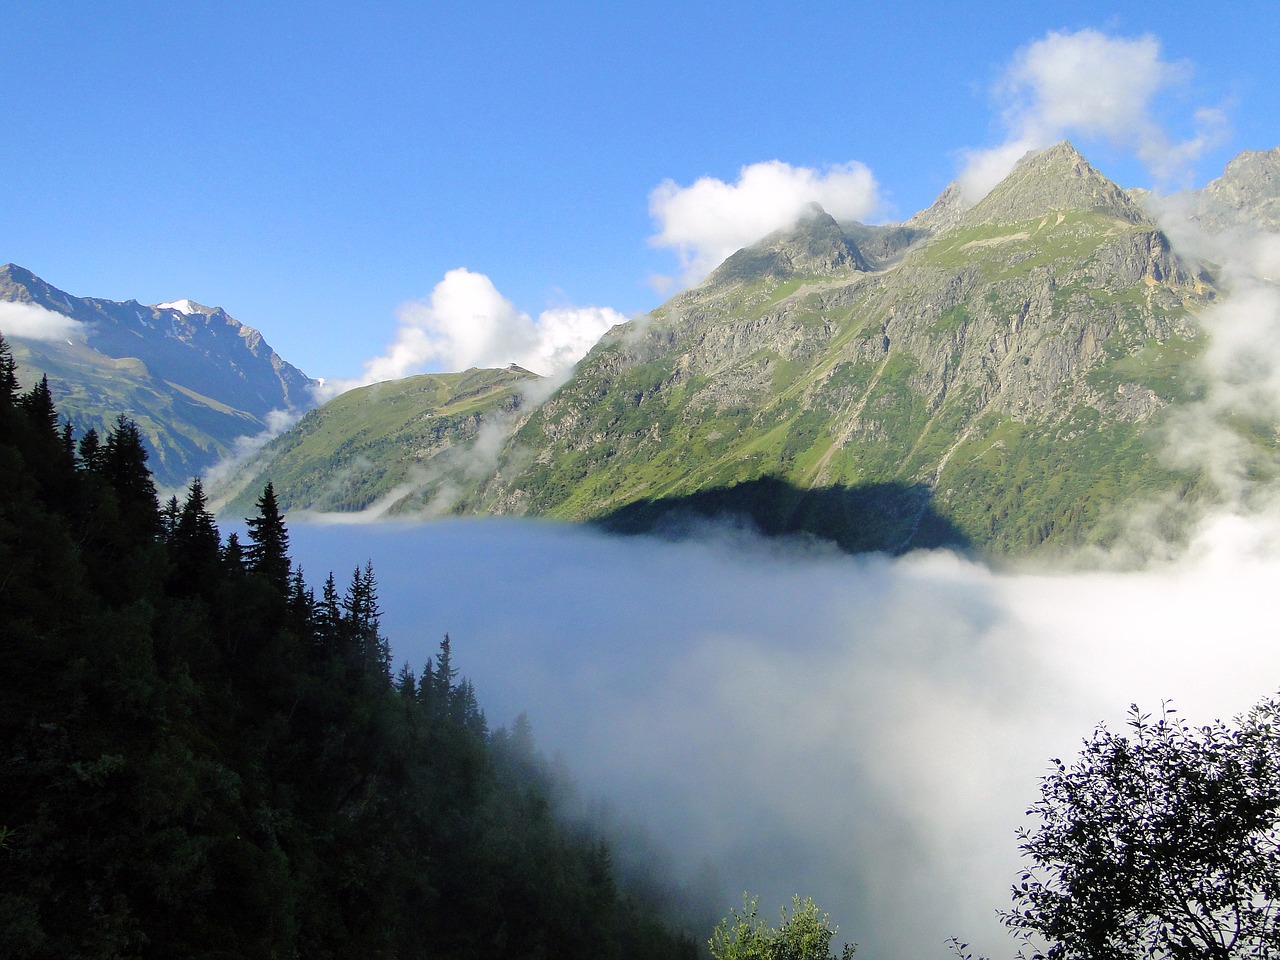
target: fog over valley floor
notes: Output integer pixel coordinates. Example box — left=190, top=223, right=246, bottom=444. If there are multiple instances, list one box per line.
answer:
left=283, top=514, right=1280, bottom=960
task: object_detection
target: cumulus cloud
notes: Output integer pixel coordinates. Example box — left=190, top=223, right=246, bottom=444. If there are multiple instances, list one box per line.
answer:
left=648, top=159, right=881, bottom=288
left=958, top=29, right=1228, bottom=202
left=318, top=269, right=625, bottom=401
left=0, top=301, right=89, bottom=342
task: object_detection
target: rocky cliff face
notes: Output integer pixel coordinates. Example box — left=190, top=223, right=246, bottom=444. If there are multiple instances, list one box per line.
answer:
left=1191, top=146, right=1280, bottom=233
left=463, top=143, right=1216, bottom=555
left=0, top=265, right=315, bottom=487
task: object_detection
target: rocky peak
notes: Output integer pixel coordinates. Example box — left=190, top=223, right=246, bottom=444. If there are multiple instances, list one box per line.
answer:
left=154, top=298, right=226, bottom=319
left=1194, top=146, right=1280, bottom=233
left=705, top=203, right=871, bottom=286
left=964, top=141, right=1148, bottom=228
left=1, top=263, right=77, bottom=313
left=906, top=181, right=970, bottom=235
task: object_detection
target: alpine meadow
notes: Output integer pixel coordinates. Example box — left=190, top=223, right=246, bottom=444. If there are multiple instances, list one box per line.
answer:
left=5, top=8, right=1280, bottom=960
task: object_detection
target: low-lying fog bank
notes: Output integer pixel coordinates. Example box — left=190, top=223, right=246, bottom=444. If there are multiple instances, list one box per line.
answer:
left=285, top=515, right=1280, bottom=960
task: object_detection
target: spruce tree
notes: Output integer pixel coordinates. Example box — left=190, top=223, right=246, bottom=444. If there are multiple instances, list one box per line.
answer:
left=245, top=482, right=291, bottom=590
left=77, top=427, right=103, bottom=471
left=0, top=332, right=17, bottom=406
left=170, top=478, right=221, bottom=592
left=102, top=415, right=159, bottom=535
left=19, top=375, right=59, bottom=440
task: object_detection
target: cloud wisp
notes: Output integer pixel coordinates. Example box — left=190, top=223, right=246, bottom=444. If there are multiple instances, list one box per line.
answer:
left=319, top=269, right=625, bottom=401
left=958, top=28, right=1228, bottom=203
left=648, top=159, right=881, bottom=289
left=0, top=301, right=89, bottom=343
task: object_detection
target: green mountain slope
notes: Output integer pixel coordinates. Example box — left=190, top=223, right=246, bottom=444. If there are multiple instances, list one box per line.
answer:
left=220, top=365, right=539, bottom=515
left=0, top=265, right=314, bottom=488
left=227, top=142, right=1273, bottom=558
left=463, top=143, right=1215, bottom=555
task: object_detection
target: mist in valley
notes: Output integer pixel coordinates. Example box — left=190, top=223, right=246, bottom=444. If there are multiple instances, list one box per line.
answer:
left=281, top=508, right=1280, bottom=960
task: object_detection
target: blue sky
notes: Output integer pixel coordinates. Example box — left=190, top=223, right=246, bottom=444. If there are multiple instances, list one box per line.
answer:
left=4, top=1, right=1277, bottom=384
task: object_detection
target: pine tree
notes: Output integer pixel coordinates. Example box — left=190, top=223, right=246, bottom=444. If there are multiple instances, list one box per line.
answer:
left=342, top=561, right=390, bottom=683
left=245, top=482, right=291, bottom=590
left=170, top=478, right=221, bottom=592
left=19, top=375, right=59, bottom=440
left=160, top=495, right=181, bottom=541
left=0, top=332, right=18, bottom=406
left=176, top=478, right=219, bottom=556
left=221, top=531, right=247, bottom=575
left=102, top=416, right=159, bottom=535
left=77, top=427, right=103, bottom=472
left=433, top=633, right=457, bottom=708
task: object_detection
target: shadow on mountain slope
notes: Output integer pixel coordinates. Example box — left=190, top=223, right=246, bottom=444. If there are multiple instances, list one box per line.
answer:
left=592, top=476, right=971, bottom=556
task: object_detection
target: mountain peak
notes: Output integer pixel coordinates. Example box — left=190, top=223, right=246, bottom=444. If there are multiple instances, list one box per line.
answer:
left=155, top=298, right=224, bottom=318
left=1194, top=145, right=1280, bottom=233
left=705, top=204, right=871, bottom=286
left=964, top=141, right=1147, bottom=228
left=906, top=181, right=970, bottom=235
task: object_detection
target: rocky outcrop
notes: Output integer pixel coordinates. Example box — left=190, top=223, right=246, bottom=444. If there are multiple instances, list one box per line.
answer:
left=963, top=142, right=1148, bottom=228
left=705, top=205, right=871, bottom=285
left=1191, top=146, right=1280, bottom=233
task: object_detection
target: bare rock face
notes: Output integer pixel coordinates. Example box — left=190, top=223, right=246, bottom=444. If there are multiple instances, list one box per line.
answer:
left=1192, top=146, right=1280, bottom=233
left=906, top=181, right=969, bottom=235
left=963, top=142, right=1148, bottom=228
left=706, top=204, right=872, bottom=285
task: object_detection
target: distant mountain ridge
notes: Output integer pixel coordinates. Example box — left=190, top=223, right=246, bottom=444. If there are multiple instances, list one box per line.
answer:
left=0, top=264, right=315, bottom=487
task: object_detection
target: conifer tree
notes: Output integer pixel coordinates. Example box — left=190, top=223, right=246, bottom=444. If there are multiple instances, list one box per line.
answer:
left=19, top=375, right=59, bottom=440
left=246, top=482, right=291, bottom=590
left=177, top=478, right=219, bottom=556
left=317, top=572, right=342, bottom=655
left=103, top=415, right=159, bottom=534
left=77, top=426, right=103, bottom=471
left=342, top=561, right=390, bottom=683
left=0, top=332, right=17, bottom=405
left=171, top=478, right=221, bottom=592
left=222, top=531, right=247, bottom=575
left=433, top=633, right=458, bottom=710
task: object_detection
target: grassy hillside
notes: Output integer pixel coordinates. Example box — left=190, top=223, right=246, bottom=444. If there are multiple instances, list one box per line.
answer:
left=221, top=366, right=538, bottom=515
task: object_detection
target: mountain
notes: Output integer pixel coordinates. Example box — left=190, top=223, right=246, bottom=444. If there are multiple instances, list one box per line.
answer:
left=1190, top=146, right=1280, bottom=233
left=217, top=365, right=539, bottom=515
left=447, top=142, right=1211, bottom=555
left=0, top=265, right=315, bottom=487
left=234, top=142, right=1275, bottom=557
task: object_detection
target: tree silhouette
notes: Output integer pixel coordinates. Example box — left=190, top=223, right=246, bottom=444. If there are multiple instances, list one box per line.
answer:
left=1005, top=698, right=1280, bottom=960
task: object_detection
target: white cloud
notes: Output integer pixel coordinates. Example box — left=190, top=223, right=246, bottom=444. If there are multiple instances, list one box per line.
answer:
left=202, top=407, right=303, bottom=503
left=318, top=268, right=625, bottom=400
left=958, top=29, right=1227, bottom=202
left=649, top=159, right=881, bottom=287
left=0, top=301, right=89, bottom=342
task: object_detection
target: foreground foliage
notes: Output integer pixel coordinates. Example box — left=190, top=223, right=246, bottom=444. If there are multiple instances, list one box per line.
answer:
left=0, top=334, right=697, bottom=959
left=709, top=896, right=854, bottom=960
left=1006, top=698, right=1280, bottom=959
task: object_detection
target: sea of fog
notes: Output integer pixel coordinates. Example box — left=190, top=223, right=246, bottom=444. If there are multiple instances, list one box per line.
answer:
left=282, top=513, right=1280, bottom=960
